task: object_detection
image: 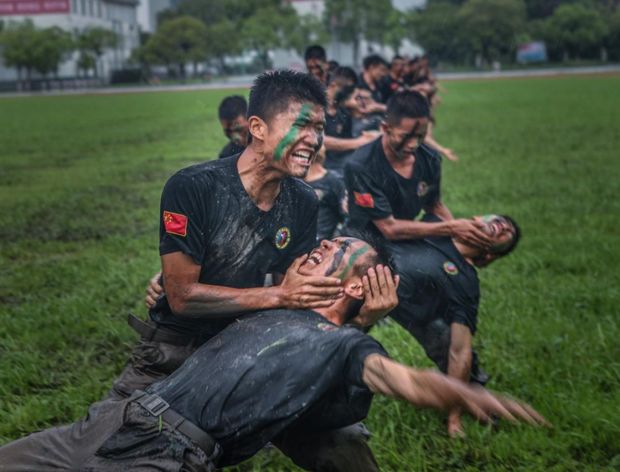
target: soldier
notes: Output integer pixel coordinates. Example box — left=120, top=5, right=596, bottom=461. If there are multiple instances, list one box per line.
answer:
left=305, top=44, right=329, bottom=85
left=217, top=95, right=248, bottom=158
left=0, top=236, right=547, bottom=472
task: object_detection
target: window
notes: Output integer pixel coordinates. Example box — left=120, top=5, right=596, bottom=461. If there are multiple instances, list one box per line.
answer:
left=71, top=0, right=77, bottom=14
left=80, top=0, right=85, bottom=16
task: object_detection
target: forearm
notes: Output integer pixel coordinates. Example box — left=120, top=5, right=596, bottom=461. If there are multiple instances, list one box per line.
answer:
left=374, top=218, right=454, bottom=240
left=428, top=201, right=453, bottom=221
left=168, top=283, right=283, bottom=318
left=324, top=135, right=363, bottom=152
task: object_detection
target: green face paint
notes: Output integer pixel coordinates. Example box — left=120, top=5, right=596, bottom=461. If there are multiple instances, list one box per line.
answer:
left=273, top=103, right=314, bottom=162
left=338, top=245, right=371, bottom=280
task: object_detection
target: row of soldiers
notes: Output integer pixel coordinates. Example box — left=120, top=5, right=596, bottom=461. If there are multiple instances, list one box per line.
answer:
left=0, top=55, right=548, bottom=471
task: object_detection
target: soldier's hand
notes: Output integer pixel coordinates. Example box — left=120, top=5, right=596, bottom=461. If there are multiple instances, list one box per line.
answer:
left=442, top=148, right=459, bottom=162
left=448, top=219, right=492, bottom=249
left=278, top=255, right=343, bottom=309
left=350, top=265, right=399, bottom=327
left=145, top=271, right=164, bottom=308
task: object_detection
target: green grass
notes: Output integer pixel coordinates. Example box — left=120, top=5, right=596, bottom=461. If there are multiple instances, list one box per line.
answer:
left=1, top=76, right=619, bottom=470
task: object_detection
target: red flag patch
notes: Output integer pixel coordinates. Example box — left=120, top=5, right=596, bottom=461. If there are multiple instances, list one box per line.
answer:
left=354, top=192, right=375, bottom=208
left=163, top=211, right=188, bottom=237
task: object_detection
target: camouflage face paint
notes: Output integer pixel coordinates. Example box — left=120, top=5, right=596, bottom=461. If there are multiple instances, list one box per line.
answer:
left=273, top=103, right=314, bottom=162
left=325, top=239, right=353, bottom=276
left=339, top=245, right=371, bottom=280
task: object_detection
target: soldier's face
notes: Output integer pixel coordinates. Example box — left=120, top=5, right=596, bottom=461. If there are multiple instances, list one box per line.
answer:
left=383, top=117, right=429, bottom=160
left=306, top=58, right=328, bottom=83
left=265, top=101, right=325, bottom=178
left=473, top=215, right=516, bottom=253
left=220, top=115, right=249, bottom=146
left=299, top=237, right=374, bottom=280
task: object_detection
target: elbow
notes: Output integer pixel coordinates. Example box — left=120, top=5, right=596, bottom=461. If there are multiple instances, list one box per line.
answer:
left=167, top=290, right=190, bottom=316
left=375, top=223, right=398, bottom=240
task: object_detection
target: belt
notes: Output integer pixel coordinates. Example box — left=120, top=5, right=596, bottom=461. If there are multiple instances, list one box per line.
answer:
left=128, top=313, right=200, bottom=346
left=133, top=390, right=221, bottom=462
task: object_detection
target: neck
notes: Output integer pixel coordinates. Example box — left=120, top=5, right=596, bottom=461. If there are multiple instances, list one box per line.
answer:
left=363, top=71, right=375, bottom=88
left=382, top=135, right=415, bottom=173
left=305, top=162, right=327, bottom=182
left=452, top=239, right=480, bottom=266
left=237, top=145, right=285, bottom=211
left=313, top=300, right=349, bottom=326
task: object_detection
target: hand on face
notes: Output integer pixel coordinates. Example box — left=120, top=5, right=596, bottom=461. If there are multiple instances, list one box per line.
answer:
left=349, top=264, right=400, bottom=327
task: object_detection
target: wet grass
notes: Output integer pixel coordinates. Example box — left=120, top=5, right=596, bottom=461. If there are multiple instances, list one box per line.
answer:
left=1, top=77, right=619, bottom=470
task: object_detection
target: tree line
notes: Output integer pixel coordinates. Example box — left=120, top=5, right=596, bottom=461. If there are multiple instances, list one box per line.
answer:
left=1, top=0, right=619, bottom=84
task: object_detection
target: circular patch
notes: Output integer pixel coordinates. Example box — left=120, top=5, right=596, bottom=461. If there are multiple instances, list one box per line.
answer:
left=274, top=226, right=291, bottom=250
left=417, top=181, right=429, bottom=197
left=443, top=261, right=459, bottom=276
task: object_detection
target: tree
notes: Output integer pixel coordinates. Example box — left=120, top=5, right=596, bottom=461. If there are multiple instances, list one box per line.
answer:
left=286, top=14, right=329, bottom=57
left=324, top=0, right=393, bottom=65
left=541, top=3, right=608, bottom=60
left=78, top=27, right=118, bottom=78
left=607, top=6, right=620, bottom=60
left=31, top=27, right=74, bottom=79
left=458, top=0, right=527, bottom=65
left=410, top=1, right=467, bottom=63
left=138, top=16, right=208, bottom=78
left=384, top=8, right=408, bottom=55
left=0, top=20, right=38, bottom=82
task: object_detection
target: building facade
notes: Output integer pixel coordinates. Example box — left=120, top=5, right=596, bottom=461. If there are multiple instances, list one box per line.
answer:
left=0, top=0, right=140, bottom=81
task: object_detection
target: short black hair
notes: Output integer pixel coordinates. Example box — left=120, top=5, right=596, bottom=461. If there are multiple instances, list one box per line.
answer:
left=363, top=54, right=388, bottom=70
left=304, top=45, right=327, bottom=62
left=218, top=95, right=247, bottom=121
left=338, top=228, right=396, bottom=277
left=386, top=90, right=430, bottom=125
left=328, top=60, right=339, bottom=72
left=247, top=70, right=327, bottom=124
left=492, top=215, right=521, bottom=257
left=329, top=66, right=357, bottom=86
left=391, top=55, right=404, bottom=64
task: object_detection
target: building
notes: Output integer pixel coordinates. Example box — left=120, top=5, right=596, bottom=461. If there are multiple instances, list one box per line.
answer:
left=136, top=0, right=176, bottom=33
left=0, top=0, right=140, bottom=82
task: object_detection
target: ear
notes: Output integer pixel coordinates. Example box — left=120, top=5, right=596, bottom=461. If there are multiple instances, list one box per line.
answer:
left=380, top=121, right=389, bottom=134
left=248, top=115, right=267, bottom=143
left=344, top=278, right=364, bottom=300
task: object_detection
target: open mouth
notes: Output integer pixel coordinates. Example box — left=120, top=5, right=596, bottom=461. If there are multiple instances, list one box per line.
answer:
left=305, top=251, right=323, bottom=266
left=291, top=150, right=313, bottom=167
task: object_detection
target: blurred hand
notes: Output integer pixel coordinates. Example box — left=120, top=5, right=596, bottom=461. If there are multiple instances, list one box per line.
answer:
left=449, top=219, right=492, bottom=249
left=350, top=265, right=399, bottom=327
left=145, top=271, right=164, bottom=309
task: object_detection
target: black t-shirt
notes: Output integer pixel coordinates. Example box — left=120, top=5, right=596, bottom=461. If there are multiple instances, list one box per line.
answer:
left=152, top=155, right=318, bottom=336
left=389, top=235, right=480, bottom=335
left=344, top=138, right=441, bottom=235
left=308, top=171, right=348, bottom=241
left=358, top=75, right=386, bottom=104
left=325, top=108, right=353, bottom=172
left=149, top=309, right=387, bottom=466
left=379, top=75, right=403, bottom=101
left=218, top=141, right=246, bottom=159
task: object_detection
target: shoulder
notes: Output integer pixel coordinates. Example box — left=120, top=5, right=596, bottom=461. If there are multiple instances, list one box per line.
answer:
left=164, top=158, right=237, bottom=196
left=416, top=144, right=442, bottom=168
left=346, top=139, right=381, bottom=172
left=285, top=177, right=319, bottom=208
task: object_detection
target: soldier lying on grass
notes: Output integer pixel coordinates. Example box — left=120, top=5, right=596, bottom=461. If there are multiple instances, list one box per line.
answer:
left=0, top=235, right=549, bottom=471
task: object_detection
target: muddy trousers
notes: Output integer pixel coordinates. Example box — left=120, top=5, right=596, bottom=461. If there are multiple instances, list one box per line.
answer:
left=0, top=394, right=216, bottom=472
left=108, top=319, right=380, bottom=472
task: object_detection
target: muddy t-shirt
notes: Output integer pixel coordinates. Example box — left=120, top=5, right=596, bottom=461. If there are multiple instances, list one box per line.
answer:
left=344, top=138, right=441, bottom=235
left=389, top=234, right=480, bottom=335
left=218, top=142, right=246, bottom=159
left=151, top=155, right=318, bottom=336
left=308, top=171, right=347, bottom=241
left=150, top=309, right=387, bottom=467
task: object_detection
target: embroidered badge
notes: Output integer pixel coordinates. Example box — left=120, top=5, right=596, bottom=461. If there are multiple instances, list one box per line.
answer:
left=274, top=226, right=291, bottom=250
left=443, top=261, right=459, bottom=276
left=417, top=181, right=429, bottom=197
left=317, top=322, right=338, bottom=332
left=354, top=191, right=375, bottom=208
left=163, top=211, right=188, bottom=237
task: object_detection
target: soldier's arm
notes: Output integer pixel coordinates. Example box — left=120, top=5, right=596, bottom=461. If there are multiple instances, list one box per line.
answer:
left=162, top=252, right=343, bottom=318
left=361, top=354, right=549, bottom=427
left=447, top=323, right=473, bottom=437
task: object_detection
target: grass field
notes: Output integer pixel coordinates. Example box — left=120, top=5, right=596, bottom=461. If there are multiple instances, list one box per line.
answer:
left=1, top=76, right=619, bottom=471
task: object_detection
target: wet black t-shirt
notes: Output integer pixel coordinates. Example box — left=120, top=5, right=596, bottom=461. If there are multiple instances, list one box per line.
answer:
left=344, top=138, right=441, bottom=235
left=389, top=235, right=480, bottom=335
left=149, top=309, right=387, bottom=466
left=218, top=141, right=246, bottom=159
left=308, top=171, right=347, bottom=241
left=324, top=108, right=353, bottom=172
left=152, top=155, right=318, bottom=336
left=379, top=75, right=403, bottom=101
left=358, top=75, right=386, bottom=104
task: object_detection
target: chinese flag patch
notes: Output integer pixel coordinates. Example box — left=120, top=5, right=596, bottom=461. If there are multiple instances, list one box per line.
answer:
left=163, top=211, right=188, bottom=237
left=353, top=192, right=375, bottom=208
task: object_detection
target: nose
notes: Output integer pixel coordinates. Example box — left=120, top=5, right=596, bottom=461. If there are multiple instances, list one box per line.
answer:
left=320, top=239, right=334, bottom=250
